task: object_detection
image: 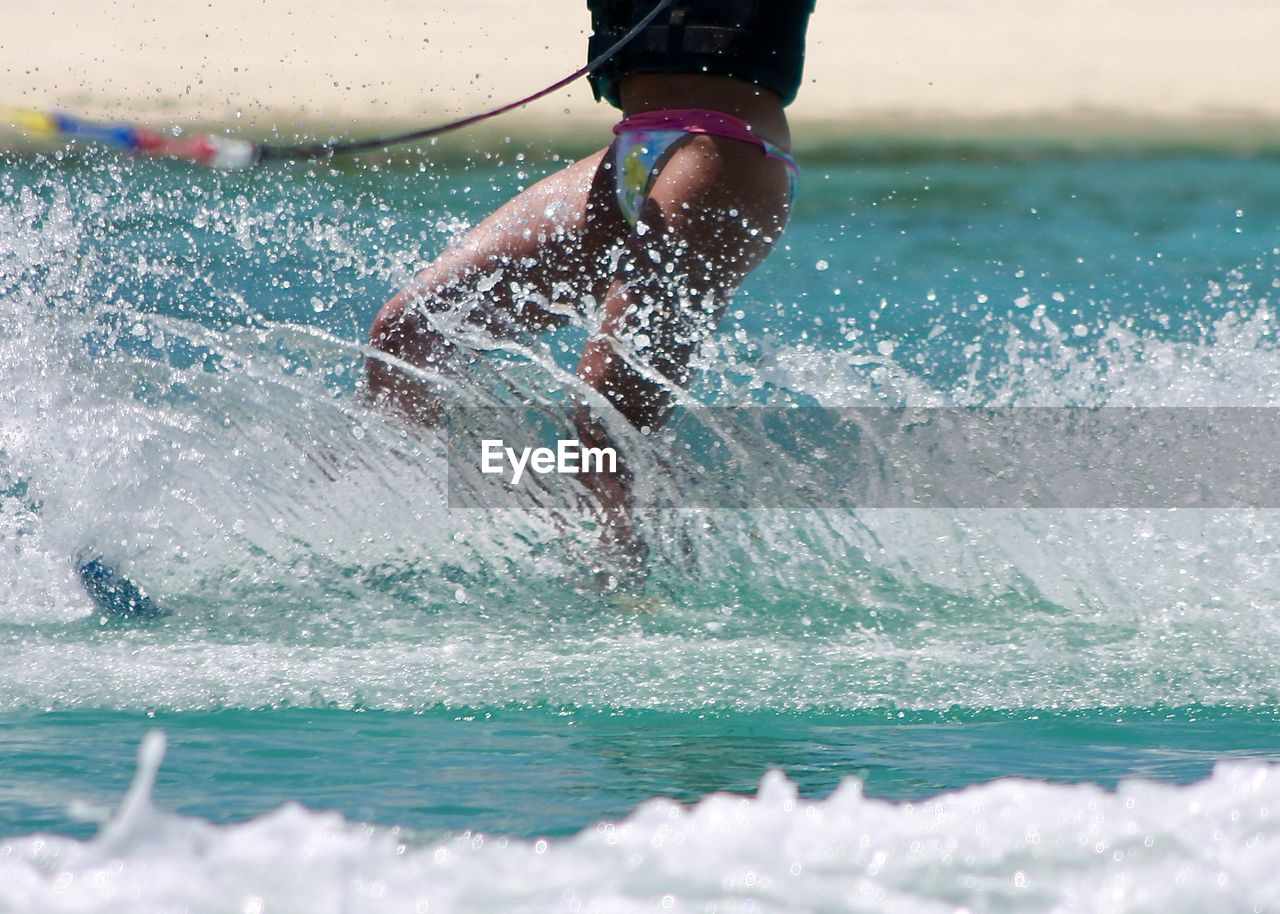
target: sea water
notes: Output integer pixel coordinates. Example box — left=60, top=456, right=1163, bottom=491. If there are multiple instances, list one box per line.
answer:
left=2, top=141, right=1280, bottom=912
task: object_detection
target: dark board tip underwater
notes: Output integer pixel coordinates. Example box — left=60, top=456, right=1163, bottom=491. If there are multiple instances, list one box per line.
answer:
left=77, top=556, right=169, bottom=621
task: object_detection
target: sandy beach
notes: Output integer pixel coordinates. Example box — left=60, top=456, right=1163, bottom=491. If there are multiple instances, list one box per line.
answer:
left=3, top=0, right=1280, bottom=145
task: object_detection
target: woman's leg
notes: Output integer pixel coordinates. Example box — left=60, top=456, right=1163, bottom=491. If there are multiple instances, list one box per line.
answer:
left=574, top=133, right=794, bottom=538
left=368, top=131, right=792, bottom=549
left=367, top=149, right=629, bottom=423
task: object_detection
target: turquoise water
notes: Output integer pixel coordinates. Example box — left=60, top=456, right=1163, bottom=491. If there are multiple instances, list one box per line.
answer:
left=3, top=144, right=1280, bottom=911
left=6, top=708, right=1280, bottom=842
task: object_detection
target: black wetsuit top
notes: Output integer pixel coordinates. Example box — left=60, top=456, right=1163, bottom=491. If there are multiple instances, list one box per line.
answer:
left=586, top=0, right=815, bottom=109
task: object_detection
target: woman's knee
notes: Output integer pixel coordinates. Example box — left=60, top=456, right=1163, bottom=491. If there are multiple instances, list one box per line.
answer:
left=368, top=253, right=477, bottom=359
left=369, top=294, right=444, bottom=368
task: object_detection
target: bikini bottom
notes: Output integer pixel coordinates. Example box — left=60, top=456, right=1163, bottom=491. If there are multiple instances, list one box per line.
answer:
left=610, top=107, right=798, bottom=227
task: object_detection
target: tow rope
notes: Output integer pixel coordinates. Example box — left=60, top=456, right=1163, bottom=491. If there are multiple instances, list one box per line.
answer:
left=4, top=0, right=674, bottom=170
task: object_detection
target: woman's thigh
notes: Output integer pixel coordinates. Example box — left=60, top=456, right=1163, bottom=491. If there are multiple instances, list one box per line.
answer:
left=577, top=134, right=793, bottom=422
left=635, top=134, right=792, bottom=296
left=392, top=148, right=629, bottom=334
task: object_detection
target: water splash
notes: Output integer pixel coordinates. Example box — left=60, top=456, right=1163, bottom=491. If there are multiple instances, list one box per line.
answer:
left=3, top=155, right=1280, bottom=713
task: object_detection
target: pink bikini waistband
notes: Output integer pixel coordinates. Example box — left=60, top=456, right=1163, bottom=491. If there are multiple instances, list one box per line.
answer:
left=612, top=108, right=794, bottom=165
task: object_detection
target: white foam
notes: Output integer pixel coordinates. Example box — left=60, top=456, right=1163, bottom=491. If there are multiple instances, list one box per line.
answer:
left=2, top=735, right=1278, bottom=913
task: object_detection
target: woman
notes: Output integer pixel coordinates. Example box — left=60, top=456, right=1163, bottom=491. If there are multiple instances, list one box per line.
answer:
left=367, top=0, right=814, bottom=543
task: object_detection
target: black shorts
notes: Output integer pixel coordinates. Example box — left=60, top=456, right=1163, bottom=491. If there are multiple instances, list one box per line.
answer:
left=586, top=0, right=815, bottom=109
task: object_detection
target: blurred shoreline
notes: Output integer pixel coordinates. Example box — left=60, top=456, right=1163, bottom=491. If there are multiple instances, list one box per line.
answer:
left=5, top=113, right=1279, bottom=163
left=4, top=0, right=1279, bottom=157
